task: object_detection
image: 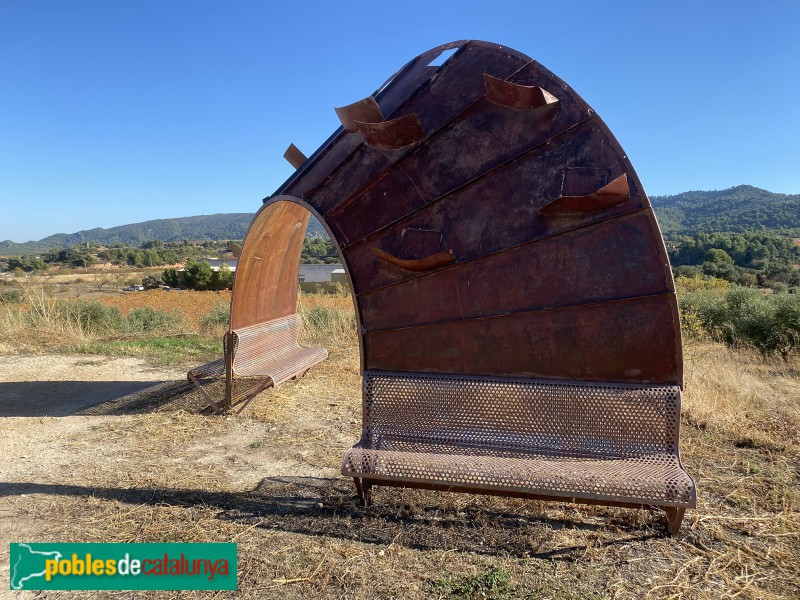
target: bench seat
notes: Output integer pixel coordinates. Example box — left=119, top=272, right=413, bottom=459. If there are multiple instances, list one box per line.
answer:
left=188, top=313, right=327, bottom=412
left=342, top=371, right=696, bottom=534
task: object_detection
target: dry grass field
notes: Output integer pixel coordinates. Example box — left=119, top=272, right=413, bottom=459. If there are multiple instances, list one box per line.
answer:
left=0, top=288, right=798, bottom=598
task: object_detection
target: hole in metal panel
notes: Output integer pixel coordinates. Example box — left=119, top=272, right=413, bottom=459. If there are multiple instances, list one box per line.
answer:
left=427, top=47, right=458, bottom=67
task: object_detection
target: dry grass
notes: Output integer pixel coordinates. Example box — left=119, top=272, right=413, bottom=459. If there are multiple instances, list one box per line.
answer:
left=96, top=289, right=232, bottom=330
left=0, top=284, right=104, bottom=352
left=1, top=296, right=799, bottom=598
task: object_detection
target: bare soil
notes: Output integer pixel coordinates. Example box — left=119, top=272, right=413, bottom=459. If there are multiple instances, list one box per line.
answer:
left=0, top=347, right=798, bottom=599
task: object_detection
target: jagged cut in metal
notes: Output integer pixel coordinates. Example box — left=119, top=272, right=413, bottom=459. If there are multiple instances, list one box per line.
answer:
left=541, top=173, right=631, bottom=214
left=483, top=73, right=559, bottom=110
left=371, top=247, right=456, bottom=272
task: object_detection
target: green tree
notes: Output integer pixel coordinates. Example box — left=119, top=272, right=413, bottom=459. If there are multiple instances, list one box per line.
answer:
left=214, top=262, right=234, bottom=290
left=141, top=274, right=162, bottom=290
left=703, top=248, right=734, bottom=264
left=6, top=257, right=32, bottom=272
left=162, top=268, right=180, bottom=287
left=181, top=260, right=214, bottom=290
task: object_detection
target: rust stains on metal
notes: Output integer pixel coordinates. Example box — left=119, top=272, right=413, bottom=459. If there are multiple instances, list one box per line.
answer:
left=265, top=41, right=682, bottom=386
left=253, top=41, right=692, bottom=531
left=230, top=201, right=309, bottom=330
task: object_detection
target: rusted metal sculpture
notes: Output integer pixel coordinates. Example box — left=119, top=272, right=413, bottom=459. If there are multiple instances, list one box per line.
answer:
left=187, top=201, right=327, bottom=412
left=223, top=40, right=695, bottom=532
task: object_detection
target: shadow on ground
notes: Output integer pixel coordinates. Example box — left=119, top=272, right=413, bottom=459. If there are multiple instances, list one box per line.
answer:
left=0, top=379, right=207, bottom=417
left=0, top=477, right=662, bottom=558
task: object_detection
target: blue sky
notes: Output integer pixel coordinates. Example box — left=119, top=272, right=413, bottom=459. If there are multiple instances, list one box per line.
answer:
left=1, top=0, right=798, bottom=242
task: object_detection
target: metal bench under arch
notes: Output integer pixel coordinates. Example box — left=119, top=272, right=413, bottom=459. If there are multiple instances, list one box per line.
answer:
left=209, top=40, right=696, bottom=533
left=188, top=201, right=328, bottom=412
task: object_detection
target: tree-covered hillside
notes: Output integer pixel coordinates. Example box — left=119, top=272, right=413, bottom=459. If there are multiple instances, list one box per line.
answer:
left=1, top=212, right=330, bottom=256
left=2, top=185, right=797, bottom=260
left=0, top=214, right=256, bottom=255
left=651, top=185, right=800, bottom=236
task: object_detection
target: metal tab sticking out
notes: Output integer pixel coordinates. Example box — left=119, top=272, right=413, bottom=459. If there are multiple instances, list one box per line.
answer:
left=354, top=114, right=425, bottom=150
left=334, top=96, right=384, bottom=133
left=540, top=173, right=630, bottom=214
left=483, top=73, right=559, bottom=110
left=371, top=247, right=456, bottom=272
left=283, top=144, right=308, bottom=169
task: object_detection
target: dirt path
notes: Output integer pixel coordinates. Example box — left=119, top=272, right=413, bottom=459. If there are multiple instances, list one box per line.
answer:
left=0, top=355, right=186, bottom=417
left=0, top=353, right=362, bottom=595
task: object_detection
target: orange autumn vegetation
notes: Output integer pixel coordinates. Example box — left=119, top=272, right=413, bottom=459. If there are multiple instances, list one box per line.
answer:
left=97, top=290, right=231, bottom=330
left=95, top=289, right=354, bottom=332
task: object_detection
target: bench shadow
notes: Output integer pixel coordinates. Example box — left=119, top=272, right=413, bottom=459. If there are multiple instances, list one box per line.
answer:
left=0, top=380, right=205, bottom=417
left=0, top=476, right=660, bottom=558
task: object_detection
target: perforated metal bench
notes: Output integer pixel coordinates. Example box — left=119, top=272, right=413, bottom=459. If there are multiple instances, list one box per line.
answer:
left=342, top=371, right=696, bottom=535
left=188, top=313, right=327, bottom=413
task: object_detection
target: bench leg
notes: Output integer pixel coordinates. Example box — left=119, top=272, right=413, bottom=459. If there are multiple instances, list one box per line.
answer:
left=224, top=331, right=235, bottom=412
left=353, top=478, right=373, bottom=507
left=665, top=507, right=686, bottom=536
left=188, top=371, right=225, bottom=414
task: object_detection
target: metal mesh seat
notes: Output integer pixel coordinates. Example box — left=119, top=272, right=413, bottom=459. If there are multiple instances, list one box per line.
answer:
left=188, top=313, right=327, bottom=412
left=230, top=314, right=328, bottom=386
left=342, top=371, right=696, bottom=533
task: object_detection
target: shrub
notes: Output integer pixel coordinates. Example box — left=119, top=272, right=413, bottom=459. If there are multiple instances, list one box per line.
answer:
left=679, top=285, right=800, bottom=360
left=0, top=289, right=22, bottom=304
left=141, top=274, right=163, bottom=290
left=199, top=302, right=230, bottom=330
left=299, top=304, right=357, bottom=348
left=125, top=307, right=185, bottom=333
left=54, top=300, right=124, bottom=335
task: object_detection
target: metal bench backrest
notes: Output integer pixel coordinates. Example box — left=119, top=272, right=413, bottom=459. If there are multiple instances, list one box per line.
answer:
left=229, top=313, right=304, bottom=376
left=362, top=371, right=682, bottom=458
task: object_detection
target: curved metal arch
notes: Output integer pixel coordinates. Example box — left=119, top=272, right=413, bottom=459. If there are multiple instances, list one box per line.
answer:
left=259, top=40, right=682, bottom=387
left=232, top=195, right=365, bottom=369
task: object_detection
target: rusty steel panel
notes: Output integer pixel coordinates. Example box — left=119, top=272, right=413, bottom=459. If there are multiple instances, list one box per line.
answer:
left=253, top=40, right=692, bottom=531
left=230, top=201, right=309, bottom=330
left=325, top=168, right=426, bottom=245
left=483, top=73, right=559, bottom=110
left=342, top=124, right=643, bottom=296
left=282, top=143, right=307, bottom=169
left=306, top=145, right=392, bottom=215
left=395, top=67, right=589, bottom=203
left=321, top=60, right=590, bottom=243
left=359, top=213, right=670, bottom=331
left=266, top=39, right=682, bottom=388
left=335, top=96, right=384, bottom=133
left=363, top=296, right=678, bottom=383
left=392, top=43, right=528, bottom=137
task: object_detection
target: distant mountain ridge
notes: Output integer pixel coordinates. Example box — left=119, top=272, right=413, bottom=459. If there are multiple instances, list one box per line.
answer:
left=651, top=185, right=800, bottom=236
left=0, top=213, right=330, bottom=255
left=2, top=185, right=797, bottom=255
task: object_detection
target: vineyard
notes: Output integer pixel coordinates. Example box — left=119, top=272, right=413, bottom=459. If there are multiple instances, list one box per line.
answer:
left=96, top=289, right=232, bottom=330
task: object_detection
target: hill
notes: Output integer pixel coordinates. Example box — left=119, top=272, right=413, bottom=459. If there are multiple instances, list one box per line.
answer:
left=3, top=185, right=798, bottom=255
left=651, top=185, right=800, bottom=236
left=0, top=213, right=330, bottom=256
